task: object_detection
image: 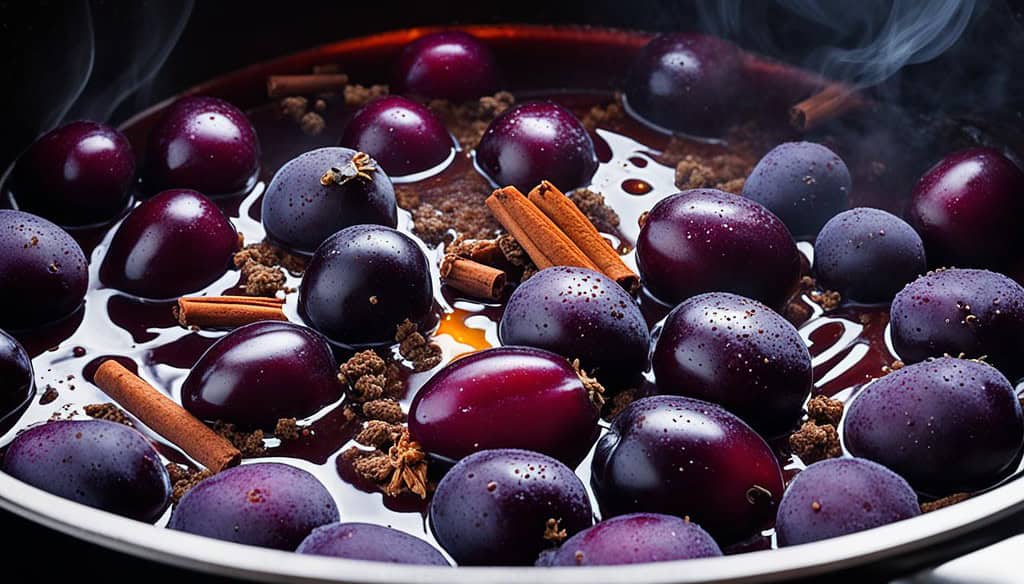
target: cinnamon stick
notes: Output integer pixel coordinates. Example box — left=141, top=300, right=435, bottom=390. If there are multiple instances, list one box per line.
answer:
left=93, top=360, right=241, bottom=472
left=440, top=255, right=507, bottom=300
left=528, top=181, right=639, bottom=292
left=267, top=74, right=348, bottom=98
left=175, top=296, right=287, bottom=329
left=790, top=83, right=869, bottom=131
left=485, top=186, right=598, bottom=271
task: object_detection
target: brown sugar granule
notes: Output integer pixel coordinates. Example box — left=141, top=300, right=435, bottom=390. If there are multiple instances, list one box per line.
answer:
left=543, top=518, right=568, bottom=544
left=789, top=421, right=842, bottom=464
left=882, top=359, right=906, bottom=375
left=809, top=289, right=842, bottom=311
left=363, top=398, right=405, bottom=424
left=274, top=418, right=301, bottom=440
left=396, top=320, right=443, bottom=372
left=234, top=242, right=280, bottom=268
left=921, top=492, right=971, bottom=513
left=675, top=156, right=716, bottom=190
left=350, top=449, right=394, bottom=483
left=167, top=464, right=214, bottom=504
left=239, top=261, right=287, bottom=297
left=344, top=84, right=389, bottom=107
left=410, top=203, right=450, bottom=245
left=279, top=96, right=308, bottom=121
left=39, top=385, right=59, bottom=405
left=314, top=98, right=328, bottom=113
left=568, top=189, right=621, bottom=234
left=395, top=187, right=420, bottom=210
left=338, top=351, right=404, bottom=403
left=300, top=111, right=326, bottom=136
left=807, top=395, right=844, bottom=427
left=717, top=177, right=747, bottom=194
left=355, top=420, right=402, bottom=448
left=581, top=100, right=625, bottom=132
left=428, top=91, right=515, bottom=150
left=400, top=171, right=499, bottom=244
left=83, top=403, right=134, bottom=427
left=212, top=421, right=266, bottom=457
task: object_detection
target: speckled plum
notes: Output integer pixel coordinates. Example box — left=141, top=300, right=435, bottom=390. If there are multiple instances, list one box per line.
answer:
left=391, top=31, right=499, bottom=100
left=298, top=522, right=450, bottom=565
left=0, top=330, right=33, bottom=428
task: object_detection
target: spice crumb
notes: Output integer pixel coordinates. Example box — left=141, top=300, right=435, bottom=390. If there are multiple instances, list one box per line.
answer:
left=921, top=492, right=971, bottom=513
left=363, top=398, right=406, bottom=424
left=300, top=112, right=326, bottom=135
left=39, top=385, right=59, bottom=405
left=568, top=189, right=620, bottom=234
left=396, top=320, right=443, bottom=372
left=83, top=403, right=134, bottom=426
left=167, top=464, right=213, bottom=504
left=339, top=350, right=404, bottom=402
left=212, top=421, right=266, bottom=457
left=274, top=418, right=302, bottom=440
left=344, top=84, right=389, bottom=107
left=789, top=420, right=842, bottom=464
left=355, top=420, right=402, bottom=448
left=543, top=518, right=568, bottom=543
left=807, top=395, right=844, bottom=427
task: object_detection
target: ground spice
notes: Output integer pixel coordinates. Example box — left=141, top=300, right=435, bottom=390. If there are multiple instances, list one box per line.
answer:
left=211, top=421, right=266, bottom=457
left=167, top=464, right=214, bottom=504
left=789, top=420, right=842, bottom=464
left=83, top=403, right=134, bottom=427
left=921, top=492, right=971, bottom=513
left=274, top=418, right=302, bottom=440
left=396, top=320, right=443, bottom=372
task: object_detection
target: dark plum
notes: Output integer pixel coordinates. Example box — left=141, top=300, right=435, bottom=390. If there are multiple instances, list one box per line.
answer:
left=143, top=96, right=259, bottom=195
left=814, top=208, right=926, bottom=304
left=298, top=522, right=450, bottom=565
left=182, top=321, right=341, bottom=429
left=776, top=458, right=920, bottom=546
left=635, top=189, right=801, bottom=309
left=0, top=209, right=88, bottom=330
left=741, top=141, right=852, bottom=237
left=339, top=96, right=454, bottom=177
left=652, top=292, right=811, bottom=437
left=2, top=420, right=171, bottom=522
left=591, top=395, right=784, bottom=543
left=908, top=147, right=1024, bottom=269
left=844, top=357, right=1024, bottom=495
left=623, top=33, right=743, bottom=137
left=11, top=121, right=135, bottom=225
left=0, top=330, right=33, bottom=428
left=299, top=225, right=433, bottom=349
left=890, top=268, right=1024, bottom=379
left=498, top=267, right=650, bottom=386
left=391, top=31, right=499, bottom=100
left=537, top=513, right=721, bottom=566
left=168, top=462, right=339, bottom=549
left=99, top=189, right=238, bottom=299
left=409, top=346, right=600, bottom=466
left=475, top=101, right=597, bottom=193
left=261, top=148, right=397, bottom=255
left=429, top=448, right=592, bottom=566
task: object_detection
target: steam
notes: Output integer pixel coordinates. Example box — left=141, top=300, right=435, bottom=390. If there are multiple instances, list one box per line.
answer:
left=698, top=0, right=977, bottom=88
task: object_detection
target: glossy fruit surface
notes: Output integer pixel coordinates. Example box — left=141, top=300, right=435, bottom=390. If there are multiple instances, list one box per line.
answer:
left=261, top=147, right=397, bottom=255
left=182, top=321, right=341, bottom=429
left=391, top=30, right=499, bottom=100
left=12, top=121, right=135, bottom=225
left=409, top=346, right=600, bottom=466
left=340, top=96, right=454, bottom=177
left=99, top=189, right=238, bottom=299
left=2, top=420, right=171, bottom=522
left=623, top=33, right=743, bottom=136
left=908, top=147, right=1024, bottom=269
left=890, top=268, right=1024, bottom=379
left=144, top=96, right=260, bottom=195
left=776, top=458, right=920, bottom=546
left=498, top=267, right=650, bottom=386
left=476, top=101, right=597, bottom=193
left=741, top=141, right=851, bottom=237
left=652, top=292, right=811, bottom=437
left=429, top=448, right=592, bottom=566
left=537, top=513, right=721, bottom=566
left=0, top=330, right=33, bottom=428
left=635, top=189, right=800, bottom=309
left=844, top=357, right=1024, bottom=495
left=0, top=209, right=88, bottom=330
left=814, top=208, right=926, bottom=304
left=298, top=522, right=450, bottom=565
left=591, top=395, right=784, bottom=543
left=169, top=463, right=339, bottom=549
left=299, top=225, right=433, bottom=349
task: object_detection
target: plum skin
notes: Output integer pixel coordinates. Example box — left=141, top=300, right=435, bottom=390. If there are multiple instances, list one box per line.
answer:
left=339, top=96, right=454, bottom=177
left=0, top=209, right=89, bottom=330
left=409, top=346, right=600, bottom=467
left=652, top=292, right=812, bottom=438
left=391, top=30, right=499, bottom=100
left=0, top=329, right=34, bottom=428
left=2, top=420, right=171, bottom=522
left=776, top=458, right=920, bottom=546
left=889, top=268, right=1024, bottom=379
left=12, top=120, right=135, bottom=226
left=537, top=513, right=722, bottom=566
left=591, top=395, right=784, bottom=544
left=635, top=189, right=801, bottom=309
left=741, top=141, right=852, bottom=238
left=168, top=462, right=339, bottom=550
left=298, top=224, right=433, bottom=349
left=429, top=448, right=593, bottom=566
left=498, top=267, right=651, bottom=387
left=844, top=357, right=1024, bottom=495
left=297, top=522, right=450, bottom=565
left=261, top=147, right=397, bottom=255
left=181, top=321, right=342, bottom=429
left=814, top=207, right=926, bottom=304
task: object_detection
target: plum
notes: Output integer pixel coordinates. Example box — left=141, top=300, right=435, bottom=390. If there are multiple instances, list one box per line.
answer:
left=429, top=448, right=592, bottom=565
left=537, top=513, right=721, bottom=566
left=844, top=357, right=1024, bottom=495
left=2, top=420, right=171, bottom=522
left=297, top=522, right=450, bottom=565
left=340, top=96, right=454, bottom=177
left=391, top=31, right=499, bottom=100
left=168, top=462, right=339, bottom=549
left=651, top=292, right=811, bottom=437
left=0, top=329, right=33, bottom=428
